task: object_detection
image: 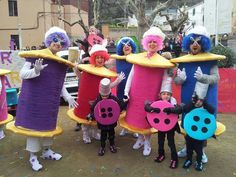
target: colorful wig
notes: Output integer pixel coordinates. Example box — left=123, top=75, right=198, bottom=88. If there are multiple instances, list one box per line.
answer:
left=89, top=51, right=110, bottom=66
left=45, top=32, right=70, bottom=50
left=141, top=35, right=164, bottom=51
left=182, top=33, right=211, bottom=53
left=116, top=37, right=137, bottom=55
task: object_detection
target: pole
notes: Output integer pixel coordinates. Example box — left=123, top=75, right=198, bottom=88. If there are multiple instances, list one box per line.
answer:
left=18, top=23, right=22, bottom=50
left=215, top=0, right=219, bottom=46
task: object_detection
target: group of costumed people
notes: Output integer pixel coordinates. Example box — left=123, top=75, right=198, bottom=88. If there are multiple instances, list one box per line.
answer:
left=0, top=25, right=226, bottom=172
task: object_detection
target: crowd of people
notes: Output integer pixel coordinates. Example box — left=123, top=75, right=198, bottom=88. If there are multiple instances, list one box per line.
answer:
left=0, top=25, right=226, bottom=173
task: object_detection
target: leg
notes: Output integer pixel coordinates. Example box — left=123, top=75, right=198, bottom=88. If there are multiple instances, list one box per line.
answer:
left=183, top=135, right=193, bottom=169
left=74, top=123, right=81, bottom=131
left=98, top=129, right=107, bottom=156
left=91, top=126, right=101, bottom=140
left=26, top=137, right=43, bottom=171
left=133, top=134, right=145, bottom=149
left=82, top=124, right=91, bottom=144
left=194, top=140, right=204, bottom=171
left=0, top=125, right=5, bottom=140
left=143, top=134, right=151, bottom=156
left=119, top=128, right=128, bottom=136
left=167, top=130, right=178, bottom=168
left=41, top=138, right=62, bottom=160
left=178, top=135, right=187, bottom=158
left=108, top=128, right=117, bottom=153
left=202, top=140, right=208, bottom=163
left=154, top=132, right=166, bottom=163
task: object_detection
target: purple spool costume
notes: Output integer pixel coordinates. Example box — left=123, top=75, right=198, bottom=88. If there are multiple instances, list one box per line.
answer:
left=15, top=58, right=67, bottom=131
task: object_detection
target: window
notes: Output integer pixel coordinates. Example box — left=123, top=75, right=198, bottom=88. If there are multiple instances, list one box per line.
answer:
left=10, top=35, right=19, bottom=50
left=192, top=8, right=195, bottom=16
left=8, top=0, right=18, bottom=16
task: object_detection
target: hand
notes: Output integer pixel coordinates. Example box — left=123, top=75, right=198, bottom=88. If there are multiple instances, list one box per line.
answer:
left=34, top=59, right=48, bottom=74
left=194, top=66, right=203, bottom=80
left=67, top=96, right=79, bottom=109
left=163, top=107, right=172, bottom=115
left=117, top=72, right=126, bottom=83
left=177, top=68, right=187, bottom=81
left=152, top=107, right=161, bottom=113
left=123, top=94, right=129, bottom=102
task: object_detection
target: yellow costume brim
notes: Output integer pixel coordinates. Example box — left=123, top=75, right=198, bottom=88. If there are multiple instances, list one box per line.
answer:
left=118, top=111, right=157, bottom=135
left=67, top=109, right=97, bottom=126
left=110, top=54, right=127, bottom=60
left=6, top=121, right=63, bottom=137
left=179, top=121, right=226, bottom=136
left=170, top=53, right=226, bottom=63
left=0, top=69, right=11, bottom=76
left=78, top=64, right=117, bottom=78
left=126, top=52, right=175, bottom=68
left=18, top=49, right=75, bottom=67
left=0, top=114, right=13, bottom=125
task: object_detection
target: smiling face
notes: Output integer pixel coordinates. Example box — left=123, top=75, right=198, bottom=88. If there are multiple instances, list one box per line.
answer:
left=95, top=56, right=105, bottom=67
left=147, top=40, right=158, bottom=53
left=123, top=44, right=132, bottom=55
left=48, top=36, right=65, bottom=54
left=160, top=91, right=172, bottom=102
left=189, top=37, right=202, bottom=55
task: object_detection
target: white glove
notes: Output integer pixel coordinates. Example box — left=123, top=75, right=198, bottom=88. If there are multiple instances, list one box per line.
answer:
left=194, top=66, right=203, bottom=80
left=177, top=68, right=187, bottom=81
left=34, top=59, right=48, bottom=74
left=67, top=96, right=79, bottom=109
left=123, top=94, right=129, bottom=102
left=117, top=72, right=126, bottom=83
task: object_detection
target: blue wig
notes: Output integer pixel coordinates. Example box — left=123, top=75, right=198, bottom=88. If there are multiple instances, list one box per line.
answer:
left=182, top=33, right=211, bottom=53
left=116, top=37, right=137, bottom=55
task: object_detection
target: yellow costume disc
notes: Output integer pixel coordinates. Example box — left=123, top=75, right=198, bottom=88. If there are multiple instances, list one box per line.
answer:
left=119, top=111, right=157, bottom=134
left=110, top=54, right=127, bottom=60
left=19, top=48, right=75, bottom=67
left=170, top=53, right=225, bottom=63
left=78, top=64, right=117, bottom=78
left=67, top=109, right=97, bottom=126
left=0, top=114, right=13, bottom=125
left=6, top=121, right=63, bottom=137
left=0, top=69, right=11, bottom=76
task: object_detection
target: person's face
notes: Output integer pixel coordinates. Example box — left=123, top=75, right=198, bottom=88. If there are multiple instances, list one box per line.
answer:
left=95, top=56, right=105, bottom=67
left=89, top=27, right=97, bottom=35
left=49, top=37, right=65, bottom=54
left=123, top=44, right=132, bottom=55
left=147, top=40, right=158, bottom=53
left=190, top=37, right=202, bottom=55
left=160, top=91, right=172, bottom=101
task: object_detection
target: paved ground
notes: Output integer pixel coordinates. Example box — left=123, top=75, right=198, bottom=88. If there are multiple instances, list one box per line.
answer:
left=1, top=106, right=236, bottom=177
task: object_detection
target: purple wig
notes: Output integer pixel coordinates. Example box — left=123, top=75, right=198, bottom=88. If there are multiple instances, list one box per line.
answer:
left=141, top=35, right=164, bottom=51
left=44, top=32, right=70, bottom=50
left=116, top=37, right=137, bottom=55
left=182, top=33, right=211, bottom=53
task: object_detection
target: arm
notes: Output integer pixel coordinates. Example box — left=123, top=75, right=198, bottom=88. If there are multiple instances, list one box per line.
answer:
left=174, top=68, right=187, bottom=85
left=194, top=65, right=219, bottom=84
left=20, top=61, right=40, bottom=79
left=110, top=72, right=125, bottom=88
left=61, top=84, right=78, bottom=108
left=124, top=66, right=134, bottom=98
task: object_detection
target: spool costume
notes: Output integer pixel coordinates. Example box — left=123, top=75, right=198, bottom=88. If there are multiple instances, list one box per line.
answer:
left=6, top=26, right=74, bottom=171
left=119, top=27, right=175, bottom=156
left=0, top=69, right=14, bottom=140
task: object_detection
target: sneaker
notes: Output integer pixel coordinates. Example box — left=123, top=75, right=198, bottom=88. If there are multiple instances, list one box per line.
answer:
left=195, top=162, right=203, bottom=171
left=170, top=160, right=178, bottom=169
left=178, top=147, right=187, bottom=158
left=119, top=129, right=127, bottom=136
left=83, top=132, right=91, bottom=144
left=154, top=154, right=165, bottom=163
left=74, top=123, right=81, bottom=131
left=41, top=149, right=62, bottom=160
left=143, top=140, right=151, bottom=156
left=109, top=145, right=117, bottom=153
left=98, top=147, right=105, bottom=156
left=202, top=152, right=208, bottom=163
left=30, top=155, right=43, bottom=171
left=133, top=137, right=145, bottom=150
left=133, top=133, right=139, bottom=138
left=0, top=130, right=5, bottom=140
left=183, top=159, right=192, bottom=169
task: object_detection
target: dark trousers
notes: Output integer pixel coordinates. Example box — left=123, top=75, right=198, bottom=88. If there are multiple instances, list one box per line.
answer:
left=158, top=129, right=178, bottom=161
left=101, top=129, right=115, bottom=148
left=186, top=135, right=204, bottom=163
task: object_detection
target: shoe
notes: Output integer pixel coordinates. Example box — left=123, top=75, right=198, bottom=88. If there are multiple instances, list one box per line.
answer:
left=154, top=154, right=165, bottom=163
left=0, top=130, right=5, bottom=140
left=133, top=133, right=139, bottom=138
left=143, top=140, right=151, bottom=156
left=74, top=124, right=81, bottom=131
left=195, top=162, right=203, bottom=171
left=202, top=152, right=208, bottom=163
left=119, top=129, right=127, bottom=136
left=98, top=147, right=105, bottom=156
left=41, top=149, right=62, bottom=160
left=183, top=159, right=192, bottom=169
left=83, top=131, right=91, bottom=144
left=169, top=160, right=178, bottom=169
left=109, top=145, right=117, bottom=153
left=29, top=155, right=43, bottom=171
left=178, top=147, right=187, bottom=158
left=133, top=137, right=144, bottom=149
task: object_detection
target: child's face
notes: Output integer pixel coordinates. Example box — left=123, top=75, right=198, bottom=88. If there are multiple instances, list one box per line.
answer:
left=160, top=91, right=171, bottom=101
left=95, top=56, right=105, bottom=67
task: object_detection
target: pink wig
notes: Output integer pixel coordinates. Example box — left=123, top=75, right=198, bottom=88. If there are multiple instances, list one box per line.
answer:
left=141, top=35, right=164, bottom=51
left=89, top=51, right=110, bottom=66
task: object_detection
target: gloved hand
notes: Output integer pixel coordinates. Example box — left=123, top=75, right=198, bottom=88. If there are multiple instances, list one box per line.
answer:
left=67, top=96, right=79, bottom=109
left=34, top=59, right=48, bottom=74
left=144, top=101, right=161, bottom=113
left=163, top=107, right=173, bottom=115
left=117, top=72, right=126, bottom=83
left=123, top=94, right=129, bottom=103
left=194, top=66, right=203, bottom=80
left=177, top=68, right=187, bottom=81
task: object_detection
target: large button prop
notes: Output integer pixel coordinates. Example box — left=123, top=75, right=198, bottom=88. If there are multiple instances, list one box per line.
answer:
left=146, top=100, right=178, bottom=132
left=94, top=99, right=120, bottom=125
left=184, top=108, right=216, bottom=140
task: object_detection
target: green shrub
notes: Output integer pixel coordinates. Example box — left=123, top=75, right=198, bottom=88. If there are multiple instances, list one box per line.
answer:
left=211, top=45, right=236, bottom=68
